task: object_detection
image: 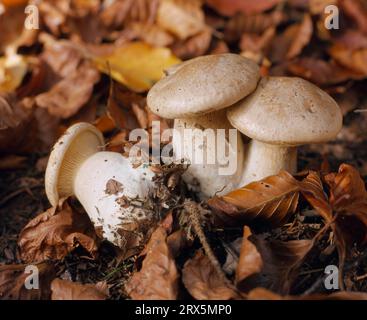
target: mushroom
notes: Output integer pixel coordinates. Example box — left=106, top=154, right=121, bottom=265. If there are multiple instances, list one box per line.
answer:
left=45, top=122, right=155, bottom=248
left=227, top=76, right=343, bottom=185
left=147, top=53, right=260, bottom=199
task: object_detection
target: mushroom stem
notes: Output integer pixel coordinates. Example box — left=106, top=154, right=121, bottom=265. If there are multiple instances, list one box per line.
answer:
left=172, top=110, right=244, bottom=199
left=240, top=140, right=297, bottom=186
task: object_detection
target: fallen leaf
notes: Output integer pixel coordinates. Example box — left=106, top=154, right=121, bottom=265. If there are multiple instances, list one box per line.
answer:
left=0, top=51, right=28, bottom=92
left=286, top=58, right=365, bottom=85
left=100, top=0, right=159, bottom=29
left=1, top=0, right=29, bottom=7
left=269, top=15, right=313, bottom=62
left=206, top=0, right=282, bottom=17
left=127, top=22, right=175, bottom=47
left=157, top=0, right=206, bottom=40
left=240, top=27, right=276, bottom=54
left=325, top=164, right=367, bottom=244
left=0, top=155, right=27, bottom=170
left=286, top=14, right=313, bottom=59
left=51, top=279, right=108, bottom=300
left=326, top=164, right=367, bottom=213
left=35, top=63, right=100, bottom=118
left=235, top=226, right=263, bottom=287
left=340, top=0, right=367, bottom=34
left=247, top=287, right=367, bottom=300
left=18, top=201, right=99, bottom=263
left=94, top=42, right=181, bottom=92
left=0, top=93, right=38, bottom=154
left=247, top=287, right=282, bottom=300
left=125, top=226, right=179, bottom=300
left=308, top=0, right=337, bottom=14
left=0, top=262, right=56, bottom=300
left=329, top=44, right=367, bottom=76
left=182, top=249, right=241, bottom=300
left=171, top=29, right=212, bottom=60
left=299, top=171, right=332, bottom=222
left=243, top=235, right=315, bottom=294
left=225, top=10, right=284, bottom=43
left=208, top=171, right=300, bottom=226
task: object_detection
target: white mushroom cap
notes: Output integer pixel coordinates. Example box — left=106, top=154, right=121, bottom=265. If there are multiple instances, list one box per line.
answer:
left=45, top=123, right=104, bottom=207
left=227, top=77, right=343, bottom=146
left=147, top=53, right=260, bottom=119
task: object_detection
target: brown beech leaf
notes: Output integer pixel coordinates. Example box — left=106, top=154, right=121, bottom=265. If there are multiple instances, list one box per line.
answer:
left=247, top=287, right=367, bottom=300
left=157, top=0, right=206, bottom=40
left=0, top=155, right=27, bottom=170
left=326, top=164, right=367, bottom=213
left=127, top=22, right=175, bottom=47
left=171, top=29, right=212, bottom=60
left=325, top=164, right=367, bottom=244
left=125, top=226, right=179, bottom=300
left=235, top=226, right=263, bottom=287
left=242, top=236, right=314, bottom=294
left=329, top=45, right=367, bottom=75
left=206, top=0, right=282, bottom=17
left=0, top=93, right=39, bottom=154
left=51, top=279, right=109, bottom=300
left=287, top=58, right=366, bottom=86
left=269, top=15, right=313, bottom=62
left=286, top=14, right=313, bottom=59
left=0, top=262, right=56, bottom=300
left=182, top=249, right=242, bottom=300
left=100, top=0, right=159, bottom=29
left=40, top=38, right=84, bottom=79
left=340, top=0, right=367, bottom=34
left=0, top=93, right=31, bottom=130
left=207, top=171, right=300, bottom=226
left=299, top=171, right=332, bottom=222
left=35, top=63, right=100, bottom=118
left=18, top=201, right=99, bottom=263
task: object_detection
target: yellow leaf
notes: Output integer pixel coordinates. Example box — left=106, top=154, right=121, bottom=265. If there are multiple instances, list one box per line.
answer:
left=93, top=42, right=181, bottom=92
left=0, top=52, right=28, bottom=92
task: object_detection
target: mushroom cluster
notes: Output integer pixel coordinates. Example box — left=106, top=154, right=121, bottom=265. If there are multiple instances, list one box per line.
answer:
left=44, top=54, right=343, bottom=249
left=147, top=53, right=260, bottom=199
left=148, top=54, right=343, bottom=194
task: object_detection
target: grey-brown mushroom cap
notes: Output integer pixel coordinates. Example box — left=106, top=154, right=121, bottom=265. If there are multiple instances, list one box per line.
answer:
left=227, top=77, right=343, bottom=146
left=147, top=54, right=260, bottom=119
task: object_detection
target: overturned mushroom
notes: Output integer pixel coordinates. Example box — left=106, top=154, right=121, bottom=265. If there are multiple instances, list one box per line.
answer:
left=227, top=77, right=343, bottom=185
left=45, top=122, right=155, bottom=248
left=147, top=53, right=260, bottom=199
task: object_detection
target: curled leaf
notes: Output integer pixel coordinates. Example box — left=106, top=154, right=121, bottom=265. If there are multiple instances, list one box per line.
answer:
left=51, top=279, right=108, bottom=300
left=182, top=249, right=241, bottom=300
left=206, top=0, right=282, bottom=17
left=300, top=171, right=332, bottom=222
left=208, top=171, right=300, bottom=226
left=241, top=235, right=314, bottom=294
left=0, top=262, right=56, bottom=300
left=235, top=226, right=263, bottom=287
left=125, top=226, right=179, bottom=300
left=157, top=0, right=206, bottom=40
left=35, top=63, right=100, bottom=118
left=18, top=201, right=99, bottom=263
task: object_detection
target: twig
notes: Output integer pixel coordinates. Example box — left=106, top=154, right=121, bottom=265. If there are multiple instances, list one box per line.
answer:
left=355, top=273, right=367, bottom=282
left=0, top=184, right=43, bottom=208
left=184, top=200, right=235, bottom=289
